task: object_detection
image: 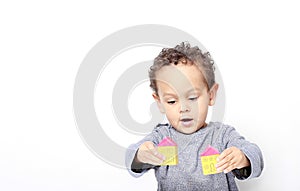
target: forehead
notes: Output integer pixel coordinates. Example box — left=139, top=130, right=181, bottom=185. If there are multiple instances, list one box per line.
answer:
left=155, top=64, right=208, bottom=94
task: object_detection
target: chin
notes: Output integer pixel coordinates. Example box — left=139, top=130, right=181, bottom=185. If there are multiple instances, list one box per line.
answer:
left=177, top=127, right=198, bottom=134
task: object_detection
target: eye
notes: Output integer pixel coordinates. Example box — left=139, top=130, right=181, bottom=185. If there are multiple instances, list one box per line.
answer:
left=189, top=96, right=198, bottom=101
left=167, top=100, right=176, bottom=105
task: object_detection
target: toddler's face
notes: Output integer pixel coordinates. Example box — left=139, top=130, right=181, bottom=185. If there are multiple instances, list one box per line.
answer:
left=153, top=63, right=218, bottom=134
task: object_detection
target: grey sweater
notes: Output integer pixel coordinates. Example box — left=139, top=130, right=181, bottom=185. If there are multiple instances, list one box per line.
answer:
left=125, top=122, right=264, bottom=191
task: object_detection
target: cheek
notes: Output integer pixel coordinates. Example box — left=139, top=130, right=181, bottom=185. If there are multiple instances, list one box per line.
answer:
left=165, top=107, right=177, bottom=116
left=193, top=98, right=209, bottom=113
left=164, top=105, right=178, bottom=118
left=198, top=95, right=210, bottom=105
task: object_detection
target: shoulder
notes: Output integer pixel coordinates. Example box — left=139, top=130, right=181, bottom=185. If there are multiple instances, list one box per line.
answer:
left=152, top=123, right=171, bottom=135
left=208, top=121, right=242, bottom=142
left=209, top=121, right=236, bottom=132
left=145, top=123, right=171, bottom=145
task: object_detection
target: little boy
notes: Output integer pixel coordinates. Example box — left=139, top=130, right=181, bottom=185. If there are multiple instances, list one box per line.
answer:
left=125, top=42, right=264, bottom=190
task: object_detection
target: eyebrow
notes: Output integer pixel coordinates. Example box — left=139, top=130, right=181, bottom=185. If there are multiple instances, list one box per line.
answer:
left=161, top=88, right=202, bottom=97
left=162, top=93, right=177, bottom=97
left=186, top=88, right=202, bottom=93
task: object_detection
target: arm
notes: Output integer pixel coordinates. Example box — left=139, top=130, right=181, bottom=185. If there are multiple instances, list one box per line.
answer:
left=131, top=141, right=164, bottom=173
left=125, top=142, right=157, bottom=177
left=216, top=125, right=264, bottom=180
left=125, top=125, right=166, bottom=177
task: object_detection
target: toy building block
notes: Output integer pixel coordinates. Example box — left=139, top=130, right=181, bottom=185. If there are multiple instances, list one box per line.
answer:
left=200, top=145, right=220, bottom=175
left=157, top=137, right=178, bottom=166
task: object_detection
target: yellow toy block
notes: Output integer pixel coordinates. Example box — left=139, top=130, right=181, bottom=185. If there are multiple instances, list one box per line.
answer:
left=157, top=146, right=178, bottom=166
left=200, top=154, right=220, bottom=175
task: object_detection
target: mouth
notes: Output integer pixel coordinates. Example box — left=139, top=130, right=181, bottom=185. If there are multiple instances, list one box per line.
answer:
left=180, top=118, right=193, bottom=127
left=180, top=118, right=193, bottom=122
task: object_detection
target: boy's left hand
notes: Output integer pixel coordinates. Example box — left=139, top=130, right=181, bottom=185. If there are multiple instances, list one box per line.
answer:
left=215, top=146, right=250, bottom=173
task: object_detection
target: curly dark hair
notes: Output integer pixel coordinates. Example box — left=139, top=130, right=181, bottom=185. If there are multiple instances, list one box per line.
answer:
left=149, top=42, right=216, bottom=93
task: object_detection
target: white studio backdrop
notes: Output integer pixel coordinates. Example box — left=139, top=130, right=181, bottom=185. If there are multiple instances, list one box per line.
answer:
left=1, top=0, right=300, bottom=190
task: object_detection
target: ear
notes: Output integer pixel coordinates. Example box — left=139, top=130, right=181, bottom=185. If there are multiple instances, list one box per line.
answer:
left=152, top=93, right=165, bottom=113
left=208, top=83, right=219, bottom=106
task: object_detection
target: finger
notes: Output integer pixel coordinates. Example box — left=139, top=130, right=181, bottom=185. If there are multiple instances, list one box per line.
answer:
left=217, top=161, right=236, bottom=173
left=223, top=162, right=238, bottom=173
left=218, top=154, right=241, bottom=173
left=137, top=142, right=160, bottom=164
left=145, top=143, right=165, bottom=160
left=216, top=151, right=234, bottom=168
left=144, top=152, right=165, bottom=165
left=137, top=149, right=164, bottom=165
left=216, top=161, right=229, bottom=173
left=216, top=153, right=235, bottom=172
left=217, top=148, right=233, bottom=162
left=145, top=141, right=155, bottom=151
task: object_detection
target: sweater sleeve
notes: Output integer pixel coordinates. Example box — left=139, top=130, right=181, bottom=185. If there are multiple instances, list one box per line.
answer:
left=125, top=125, right=165, bottom=178
left=125, top=140, right=154, bottom=177
left=221, top=125, right=264, bottom=180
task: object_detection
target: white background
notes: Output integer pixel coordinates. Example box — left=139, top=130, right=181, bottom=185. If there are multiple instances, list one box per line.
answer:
left=1, top=0, right=300, bottom=190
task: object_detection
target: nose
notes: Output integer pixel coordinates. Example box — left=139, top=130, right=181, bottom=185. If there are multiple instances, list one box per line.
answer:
left=180, top=101, right=190, bottom=113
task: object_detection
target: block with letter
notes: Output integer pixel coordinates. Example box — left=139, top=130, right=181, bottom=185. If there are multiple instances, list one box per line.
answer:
left=200, top=145, right=220, bottom=175
left=157, top=137, right=178, bottom=166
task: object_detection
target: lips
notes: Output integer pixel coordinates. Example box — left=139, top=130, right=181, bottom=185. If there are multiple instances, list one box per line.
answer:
left=181, top=118, right=192, bottom=122
left=180, top=118, right=193, bottom=127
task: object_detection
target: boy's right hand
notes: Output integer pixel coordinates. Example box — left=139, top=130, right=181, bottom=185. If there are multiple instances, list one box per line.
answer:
left=135, top=141, right=165, bottom=166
